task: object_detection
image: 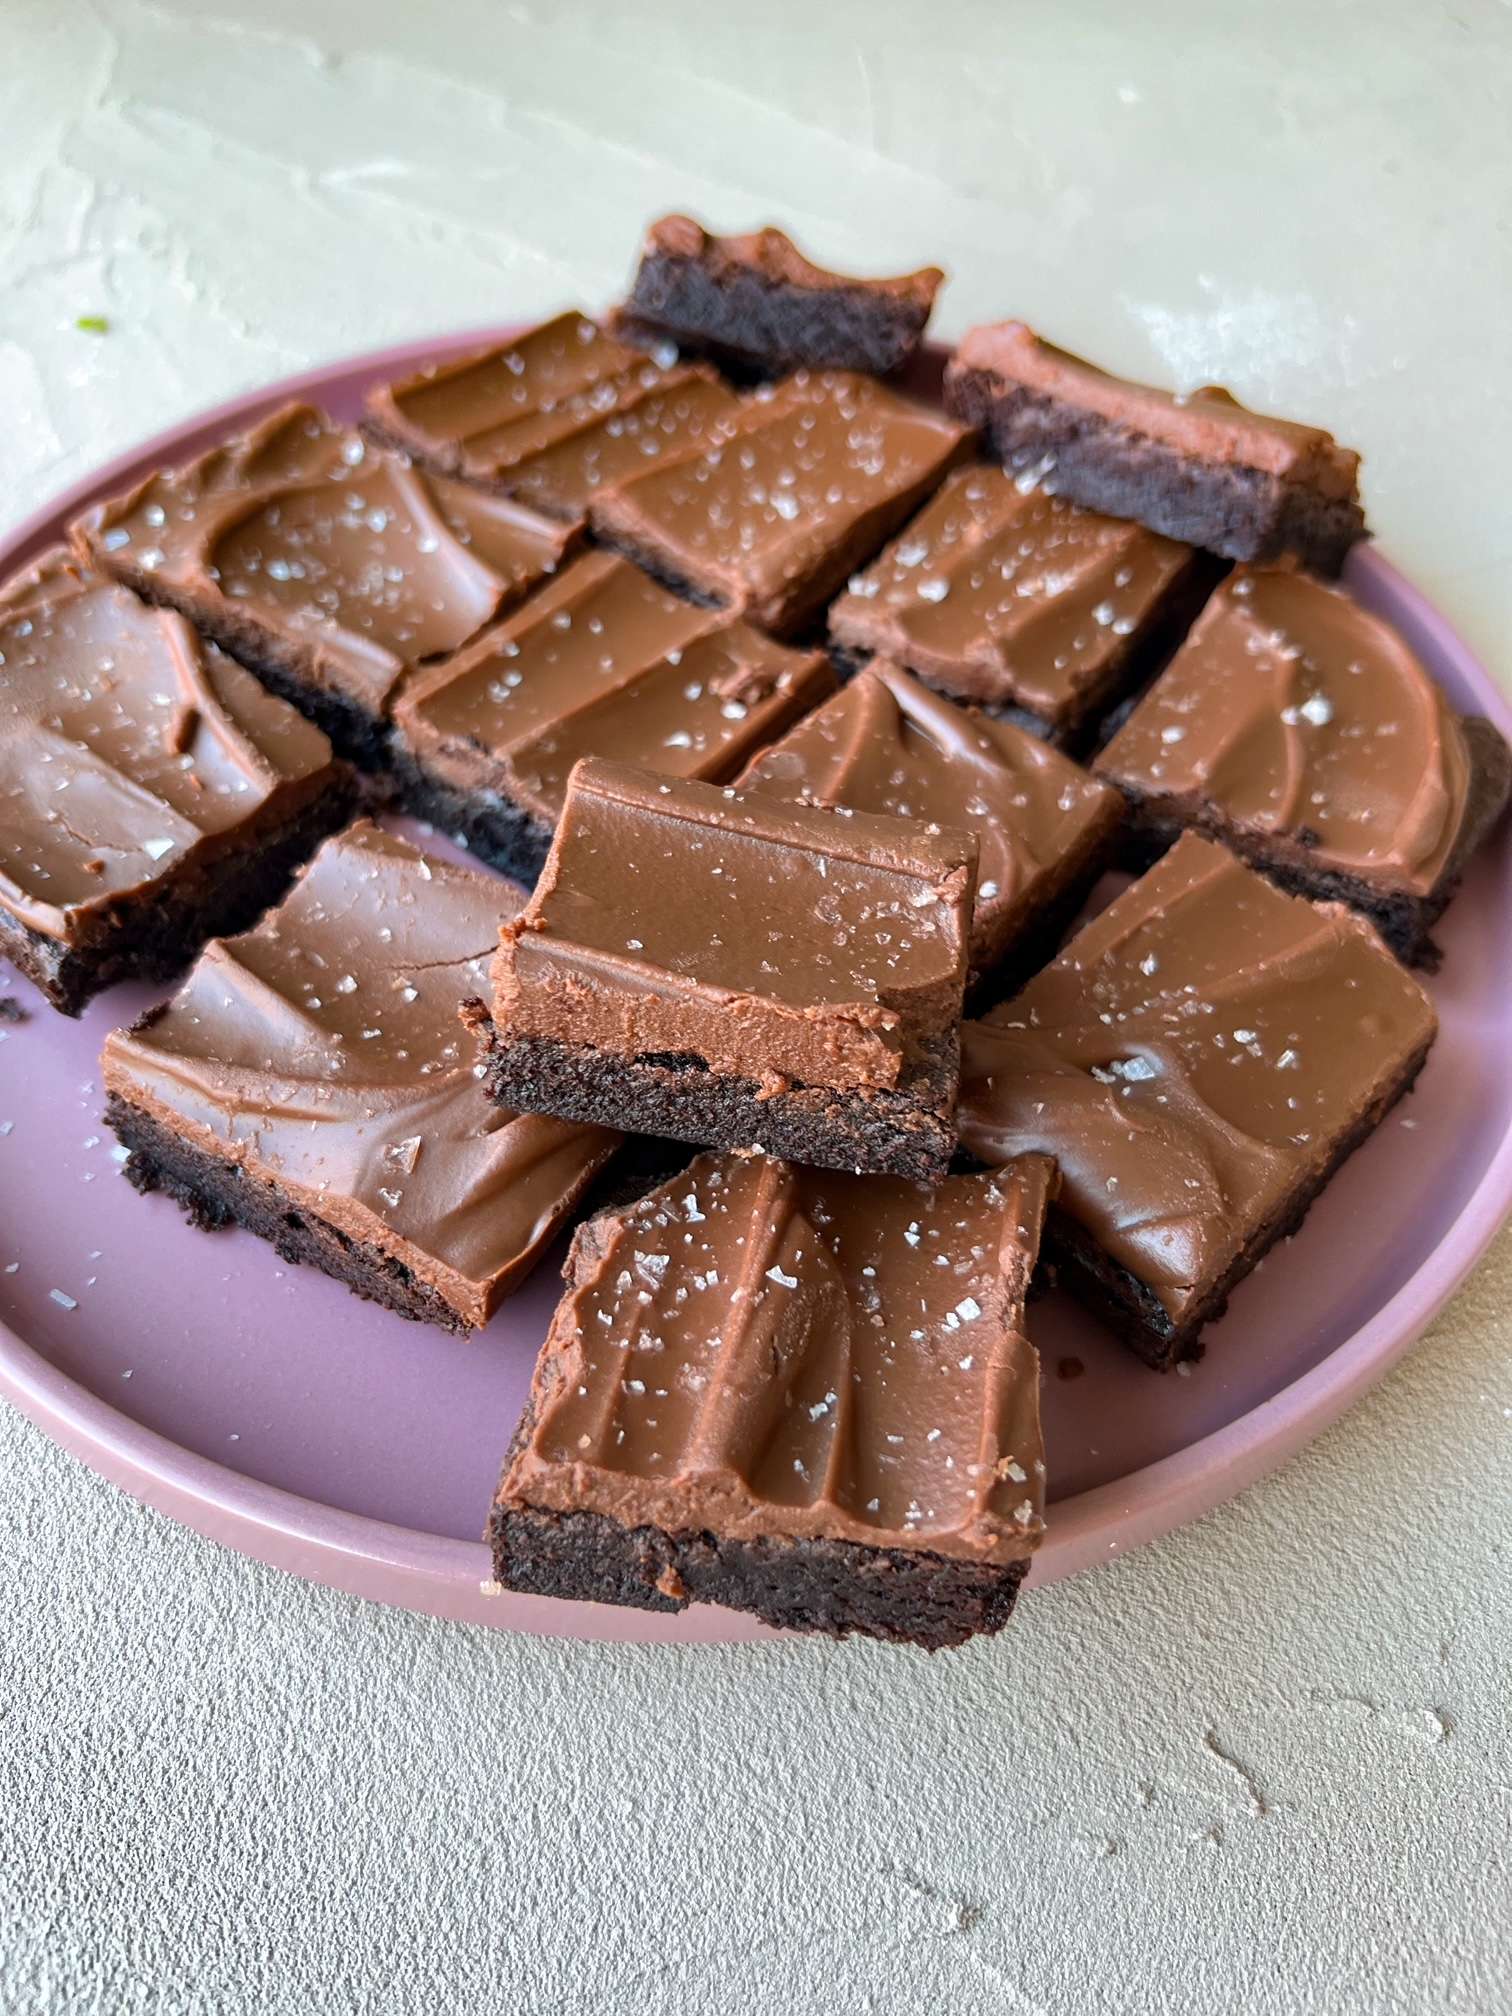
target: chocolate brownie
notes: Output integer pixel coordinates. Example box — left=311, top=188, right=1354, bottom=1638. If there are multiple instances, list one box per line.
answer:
left=103, top=821, right=619, bottom=1332
left=591, top=371, right=973, bottom=635
left=1093, top=569, right=1512, bottom=966
left=946, top=322, right=1367, bottom=575
left=390, top=550, right=832, bottom=883
left=616, top=214, right=944, bottom=377
left=0, top=550, right=356, bottom=1016
left=736, top=658, right=1121, bottom=992
left=363, top=311, right=740, bottom=519
left=489, top=1148, right=1054, bottom=1647
left=72, top=403, right=578, bottom=766
left=828, top=462, right=1210, bottom=747
left=467, top=757, right=977, bottom=1183
left=958, top=832, right=1437, bottom=1367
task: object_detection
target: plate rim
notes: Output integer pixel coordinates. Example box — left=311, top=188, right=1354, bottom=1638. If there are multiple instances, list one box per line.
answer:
left=2, top=327, right=1509, bottom=1641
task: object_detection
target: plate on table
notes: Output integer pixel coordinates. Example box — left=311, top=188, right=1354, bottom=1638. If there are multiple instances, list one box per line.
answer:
left=1, top=330, right=1509, bottom=1644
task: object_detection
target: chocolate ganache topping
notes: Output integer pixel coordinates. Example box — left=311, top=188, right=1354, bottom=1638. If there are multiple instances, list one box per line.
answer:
left=395, top=551, right=831, bottom=827
left=493, top=758, right=976, bottom=1094
left=74, top=403, right=576, bottom=712
left=737, top=659, right=1120, bottom=974
left=102, top=821, right=617, bottom=1324
left=499, top=1149, right=1054, bottom=1564
left=958, top=833, right=1437, bottom=1325
left=1096, top=569, right=1474, bottom=895
left=365, top=311, right=740, bottom=517
left=829, top=462, right=1194, bottom=724
left=0, top=551, right=337, bottom=942
left=590, top=371, right=972, bottom=634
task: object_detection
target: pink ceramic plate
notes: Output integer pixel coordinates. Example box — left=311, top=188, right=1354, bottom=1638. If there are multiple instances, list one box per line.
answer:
left=1, top=331, right=1509, bottom=1644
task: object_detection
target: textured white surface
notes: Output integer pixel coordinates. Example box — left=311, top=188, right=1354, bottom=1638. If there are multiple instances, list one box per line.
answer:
left=1, top=4, right=1510, bottom=2011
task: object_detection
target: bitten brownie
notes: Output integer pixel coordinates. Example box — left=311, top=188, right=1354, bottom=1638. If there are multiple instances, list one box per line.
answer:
left=591, top=370, right=972, bottom=635
left=390, top=550, right=832, bottom=883
left=616, top=214, right=944, bottom=377
left=72, top=402, right=577, bottom=766
left=736, top=658, right=1122, bottom=993
left=363, top=310, right=740, bottom=520
left=1093, top=569, right=1512, bottom=965
left=945, top=322, right=1366, bottom=575
left=828, top=462, right=1207, bottom=747
left=0, top=550, right=356, bottom=1016
left=489, top=1148, right=1055, bottom=1648
left=467, top=757, right=977, bottom=1183
left=102, top=821, right=619, bottom=1332
left=958, top=833, right=1437, bottom=1367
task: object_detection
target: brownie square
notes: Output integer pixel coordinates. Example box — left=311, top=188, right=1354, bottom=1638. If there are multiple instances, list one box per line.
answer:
left=945, top=321, right=1367, bottom=575
left=103, top=821, right=619, bottom=1332
left=828, top=461, right=1207, bottom=746
left=490, top=1148, right=1055, bottom=1648
left=0, top=550, right=357, bottom=1017
left=736, top=658, right=1121, bottom=993
left=616, top=214, right=944, bottom=378
left=72, top=402, right=578, bottom=766
left=391, top=550, right=832, bottom=883
left=590, top=371, right=973, bottom=636
left=363, top=310, right=740, bottom=519
left=1093, top=569, right=1512, bottom=966
left=958, top=832, right=1438, bottom=1367
left=467, top=757, right=978, bottom=1183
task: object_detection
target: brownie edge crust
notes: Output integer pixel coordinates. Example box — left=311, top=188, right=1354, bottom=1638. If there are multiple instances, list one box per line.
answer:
left=465, top=1009, right=961, bottom=1185
left=104, top=1090, right=483, bottom=1333
left=947, top=366, right=1366, bottom=576
left=489, top=1502, right=1029, bottom=1650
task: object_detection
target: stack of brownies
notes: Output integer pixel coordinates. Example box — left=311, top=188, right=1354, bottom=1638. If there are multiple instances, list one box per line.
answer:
left=3, top=213, right=1506, bottom=1648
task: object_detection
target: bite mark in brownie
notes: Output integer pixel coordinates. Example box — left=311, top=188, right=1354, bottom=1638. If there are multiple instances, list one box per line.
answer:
left=590, top=371, right=973, bottom=636
left=0, top=550, right=356, bottom=1015
left=945, top=321, right=1366, bottom=574
left=736, top=658, right=1122, bottom=991
left=390, top=550, right=832, bottom=883
left=828, top=462, right=1210, bottom=746
left=489, top=1149, right=1054, bottom=1646
left=958, top=833, right=1438, bottom=1366
left=72, top=402, right=578, bottom=766
left=617, top=214, right=944, bottom=378
left=1093, top=569, right=1512, bottom=965
left=102, top=821, right=619, bottom=1331
left=477, top=757, right=977, bottom=1181
left=363, top=311, right=741, bottom=518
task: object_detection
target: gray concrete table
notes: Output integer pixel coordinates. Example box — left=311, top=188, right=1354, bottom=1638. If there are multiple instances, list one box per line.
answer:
left=1, top=5, right=1508, bottom=2010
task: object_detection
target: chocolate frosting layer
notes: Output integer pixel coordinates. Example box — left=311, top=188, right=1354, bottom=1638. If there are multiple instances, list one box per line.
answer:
left=74, top=404, right=576, bottom=711
left=494, top=757, right=976, bottom=1094
left=958, top=833, right=1437, bottom=1325
left=501, top=371, right=739, bottom=523
left=500, top=1149, right=1052, bottom=1564
left=951, top=323, right=1360, bottom=498
left=0, top=551, right=337, bottom=942
left=395, top=551, right=832, bottom=827
left=591, top=371, right=972, bottom=634
left=737, top=659, right=1120, bottom=974
left=829, top=462, right=1194, bottom=724
left=103, top=821, right=617, bottom=1325
left=366, top=312, right=642, bottom=470
left=1096, top=570, right=1475, bottom=896
left=640, top=215, right=944, bottom=310
left=365, top=312, right=740, bottom=516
